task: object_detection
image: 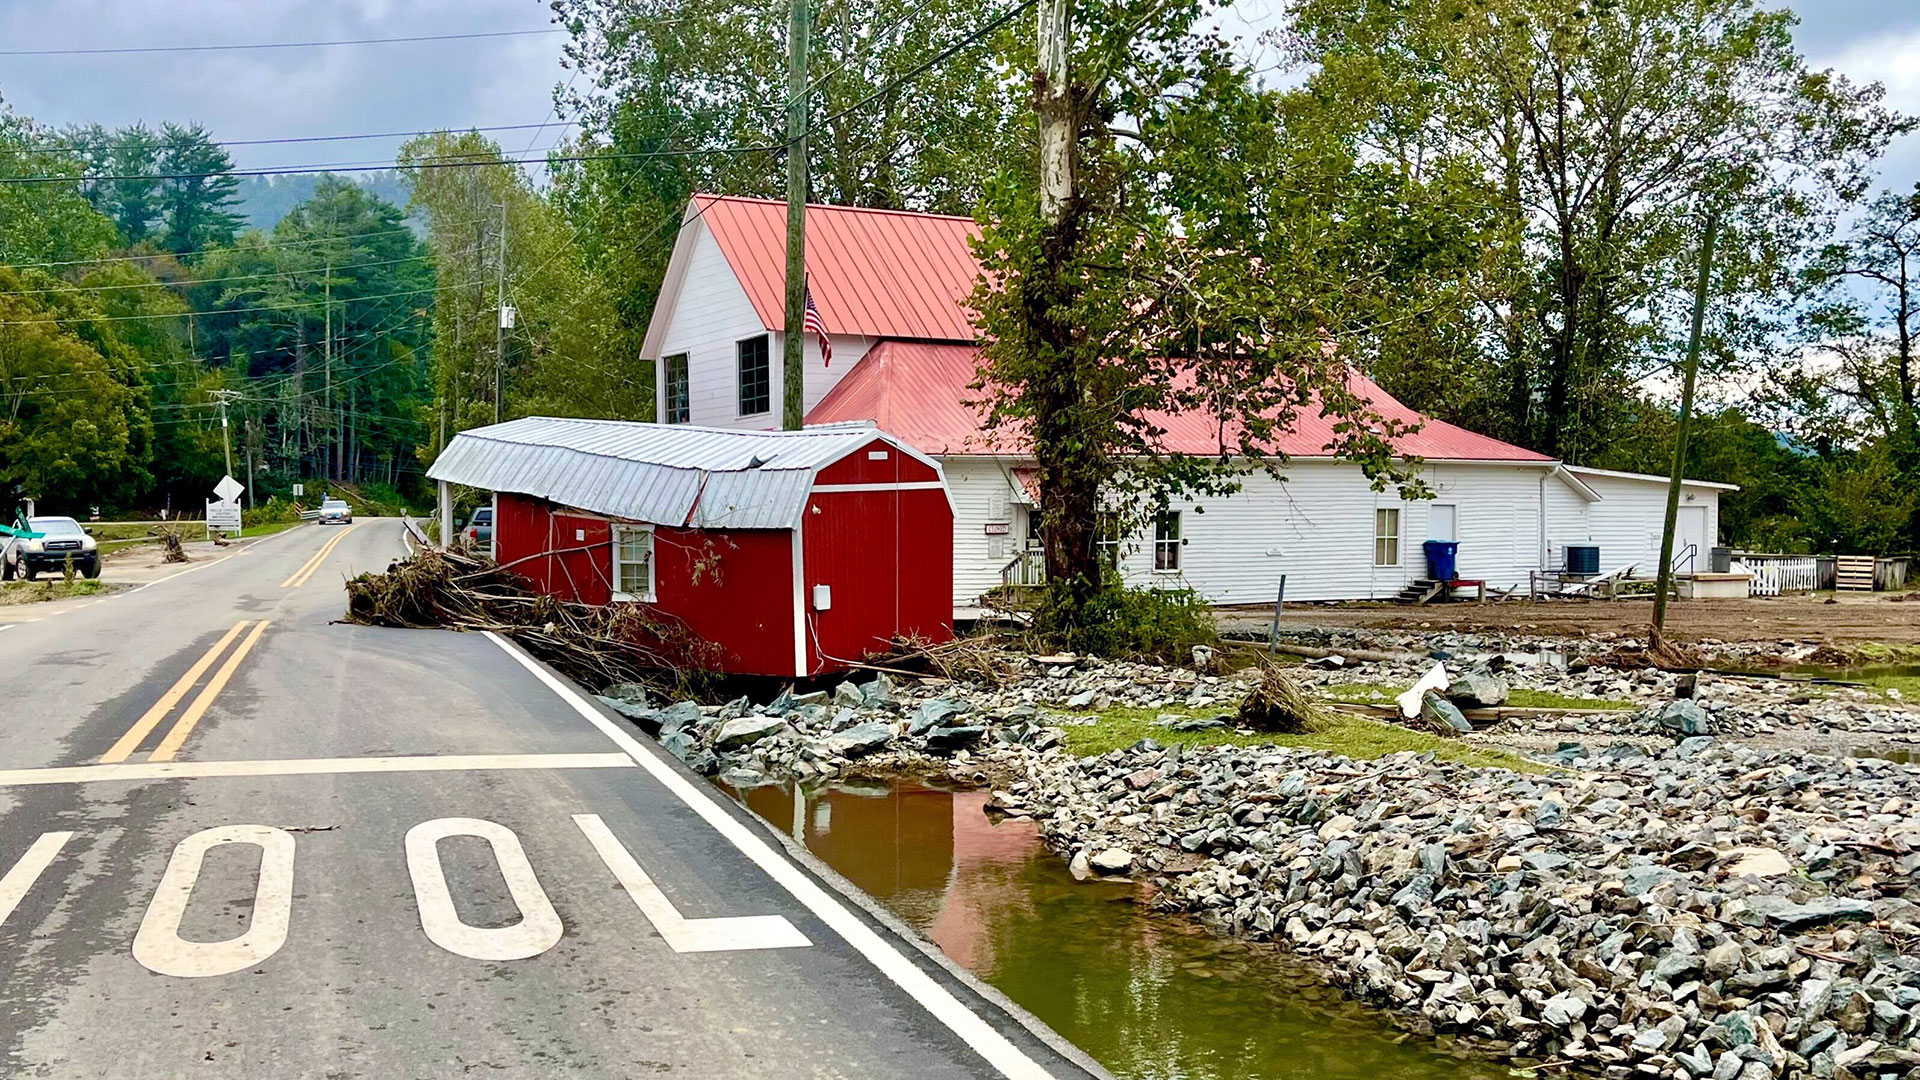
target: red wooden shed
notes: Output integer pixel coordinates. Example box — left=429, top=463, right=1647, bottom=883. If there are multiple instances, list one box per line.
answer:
left=428, top=417, right=954, bottom=678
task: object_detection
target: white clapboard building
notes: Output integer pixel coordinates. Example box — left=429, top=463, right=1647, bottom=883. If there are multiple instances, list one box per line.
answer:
left=640, top=194, right=1734, bottom=605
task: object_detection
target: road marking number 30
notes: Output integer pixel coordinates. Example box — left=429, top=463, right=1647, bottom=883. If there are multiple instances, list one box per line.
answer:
left=3, top=814, right=810, bottom=978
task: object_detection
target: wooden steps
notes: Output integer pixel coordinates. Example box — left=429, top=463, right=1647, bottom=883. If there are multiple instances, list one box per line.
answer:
left=1394, top=578, right=1445, bottom=605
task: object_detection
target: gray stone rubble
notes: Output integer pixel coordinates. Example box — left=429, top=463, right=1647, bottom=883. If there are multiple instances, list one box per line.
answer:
left=598, top=641, right=1920, bottom=1080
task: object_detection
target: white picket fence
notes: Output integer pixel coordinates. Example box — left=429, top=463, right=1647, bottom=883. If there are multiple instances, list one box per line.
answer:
left=1731, top=554, right=1818, bottom=596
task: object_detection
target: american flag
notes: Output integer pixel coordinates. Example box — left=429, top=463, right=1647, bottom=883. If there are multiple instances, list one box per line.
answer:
left=804, top=283, right=832, bottom=366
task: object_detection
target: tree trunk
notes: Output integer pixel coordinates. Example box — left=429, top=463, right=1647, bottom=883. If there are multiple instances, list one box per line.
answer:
left=1029, top=0, right=1103, bottom=626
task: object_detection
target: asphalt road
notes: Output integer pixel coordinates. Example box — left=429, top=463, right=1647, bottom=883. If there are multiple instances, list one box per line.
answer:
left=0, top=520, right=1097, bottom=1079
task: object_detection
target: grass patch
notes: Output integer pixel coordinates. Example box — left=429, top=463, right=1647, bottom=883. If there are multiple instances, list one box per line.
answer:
left=1055, top=703, right=1542, bottom=772
left=1315, top=683, right=1635, bottom=711
left=0, top=580, right=115, bottom=606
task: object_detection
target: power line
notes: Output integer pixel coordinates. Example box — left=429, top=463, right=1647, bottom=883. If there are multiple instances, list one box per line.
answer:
left=0, top=28, right=563, bottom=57
left=2, top=220, right=458, bottom=270
left=0, top=0, right=1028, bottom=189
left=0, top=121, right=579, bottom=158
left=0, top=143, right=774, bottom=186
left=0, top=282, right=460, bottom=327
left=0, top=252, right=434, bottom=297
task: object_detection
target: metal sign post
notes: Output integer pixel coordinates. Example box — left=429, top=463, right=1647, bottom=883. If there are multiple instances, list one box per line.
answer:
left=1269, top=575, right=1287, bottom=656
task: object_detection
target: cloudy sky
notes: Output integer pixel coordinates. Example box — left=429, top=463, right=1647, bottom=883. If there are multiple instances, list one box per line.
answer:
left=1, top=0, right=1916, bottom=187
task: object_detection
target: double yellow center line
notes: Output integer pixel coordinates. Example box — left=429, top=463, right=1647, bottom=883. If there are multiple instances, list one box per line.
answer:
left=282, top=523, right=359, bottom=588
left=103, top=620, right=271, bottom=763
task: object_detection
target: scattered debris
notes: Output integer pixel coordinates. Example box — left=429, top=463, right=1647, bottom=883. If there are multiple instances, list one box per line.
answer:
left=1235, top=666, right=1322, bottom=734
left=150, top=524, right=189, bottom=563
left=343, top=548, right=719, bottom=693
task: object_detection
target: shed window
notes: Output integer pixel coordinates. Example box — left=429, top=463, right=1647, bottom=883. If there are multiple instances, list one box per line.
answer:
left=1153, top=511, right=1181, bottom=571
left=664, top=353, right=690, bottom=424
left=1374, top=508, right=1400, bottom=567
left=612, top=525, right=656, bottom=602
left=737, top=335, right=770, bottom=416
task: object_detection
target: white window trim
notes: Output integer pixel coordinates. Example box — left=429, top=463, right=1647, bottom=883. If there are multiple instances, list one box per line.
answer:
left=610, top=524, right=657, bottom=603
left=1152, top=510, right=1181, bottom=574
left=1374, top=507, right=1400, bottom=568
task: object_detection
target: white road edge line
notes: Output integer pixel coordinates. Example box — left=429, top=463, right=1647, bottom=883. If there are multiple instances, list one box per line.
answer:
left=0, top=752, right=635, bottom=788
left=485, top=631, right=1056, bottom=1080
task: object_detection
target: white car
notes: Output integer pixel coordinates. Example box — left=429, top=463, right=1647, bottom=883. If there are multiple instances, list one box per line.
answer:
left=4, top=517, right=101, bottom=580
left=318, top=498, right=354, bottom=524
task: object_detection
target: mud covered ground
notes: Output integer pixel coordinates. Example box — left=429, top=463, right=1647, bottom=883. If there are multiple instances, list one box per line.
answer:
left=1221, top=593, right=1920, bottom=648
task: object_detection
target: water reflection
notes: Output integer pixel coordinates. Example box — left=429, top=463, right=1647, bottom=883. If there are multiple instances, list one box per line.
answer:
left=728, top=779, right=1507, bottom=1080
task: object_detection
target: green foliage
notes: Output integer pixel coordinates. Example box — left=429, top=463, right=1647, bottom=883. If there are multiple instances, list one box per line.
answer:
left=1036, top=584, right=1216, bottom=661
left=0, top=106, right=119, bottom=266
left=1287, top=0, right=1909, bottom=463
left=1057, top=702, right=1537, bottom=770
left=242, top=496, right=301, bottom=527
left=0, top=265, right=154, bottom=509
left=400, top=132, right=647, bottom=451
left=970, top=5, right=1453, bottom=625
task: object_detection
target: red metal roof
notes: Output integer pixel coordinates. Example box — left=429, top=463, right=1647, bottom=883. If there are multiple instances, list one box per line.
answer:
left=807, top=341, right=1554, bottom=462
left=693, top=194, right=982, bottom=342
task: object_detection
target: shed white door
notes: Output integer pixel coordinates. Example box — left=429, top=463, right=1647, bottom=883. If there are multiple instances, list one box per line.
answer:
left=1427, top=504, right=1457, bottom=543
left=1677, top=505, right=1708, bottom=571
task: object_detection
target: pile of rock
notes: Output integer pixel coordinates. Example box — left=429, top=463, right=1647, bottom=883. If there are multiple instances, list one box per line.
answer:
left=980, top=735, right=1920, bottom=1080
left=595, top=674, right=1065, bottom=785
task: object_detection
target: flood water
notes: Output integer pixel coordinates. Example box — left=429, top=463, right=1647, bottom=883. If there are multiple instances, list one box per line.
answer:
left=726, top=779, right=1507, bottom=1080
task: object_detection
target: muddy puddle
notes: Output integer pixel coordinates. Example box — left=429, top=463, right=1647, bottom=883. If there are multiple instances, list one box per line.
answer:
left=725, top=777, right=1507, bottom=1080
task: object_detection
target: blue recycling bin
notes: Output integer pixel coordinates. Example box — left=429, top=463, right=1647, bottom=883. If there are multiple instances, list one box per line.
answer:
left=1423, top=540, right=1458, bottom=582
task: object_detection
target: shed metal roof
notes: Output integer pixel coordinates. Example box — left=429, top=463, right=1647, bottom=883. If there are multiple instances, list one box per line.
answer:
left=428, top=417, right=925, bottom=529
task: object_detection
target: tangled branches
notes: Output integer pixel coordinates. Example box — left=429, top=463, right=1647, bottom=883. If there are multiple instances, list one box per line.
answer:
left=344, top=548, right=720, bottom=694
left=149, top=524, right=188, bottom=563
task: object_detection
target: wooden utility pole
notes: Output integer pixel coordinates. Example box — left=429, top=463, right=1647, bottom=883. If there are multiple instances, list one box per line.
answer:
left=1652, top=208, right=1721, bottom=633
left=495, top=201, right=508, bottom=425
left=781, top=0, right=810, bottom=430
left=323, top=246, right=334, bottom=481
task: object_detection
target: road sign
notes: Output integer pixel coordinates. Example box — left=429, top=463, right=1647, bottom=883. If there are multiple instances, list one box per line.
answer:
left=292, top=483, right=305, bottom=497
left=213, top=475, right=245, bottom=503
left=206, top=499, right=242, bottom=533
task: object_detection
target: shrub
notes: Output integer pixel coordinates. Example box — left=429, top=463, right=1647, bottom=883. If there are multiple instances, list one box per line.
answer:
left=243, top=497, right=301, bottom=527
left=1037, top=583, right=1216, bottom=661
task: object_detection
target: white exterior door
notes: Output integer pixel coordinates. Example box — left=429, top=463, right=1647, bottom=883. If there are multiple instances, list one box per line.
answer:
left=1427, top=504, right=1457, bottom=542
left=1677, top=505, right=1708, bottom=571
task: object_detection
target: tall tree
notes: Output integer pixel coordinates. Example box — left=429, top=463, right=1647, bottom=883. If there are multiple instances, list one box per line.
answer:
left=1285, top=0, right=1909, bottom=462
left=0, top=101, right=119, bottom=266
left=972, top=4, right=1466, bottom=636
left=192, top=177, right=434, bottom=484
left=65, top=123, right=166, bottom=244
left=156, top=123, right=245, bottom=257
left=1775, top=183, right=1920, bottom=549
left=401, top=132, right=640, bottom=452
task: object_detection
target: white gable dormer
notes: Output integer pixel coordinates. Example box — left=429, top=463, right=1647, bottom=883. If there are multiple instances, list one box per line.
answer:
left=642, top=205, right=873, bottom=429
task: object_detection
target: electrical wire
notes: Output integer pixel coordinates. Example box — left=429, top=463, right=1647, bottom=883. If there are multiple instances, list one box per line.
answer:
left=0, top=282, right=460, bottom=327
left=0, top=122, right=580, bottom=158
left=0, top=28, right=563, bottom=57
left=0, top=251, right=433, bottom=297
left=2, top=220, right=466, bottom=270
left=0, top=143, right=777, bottom=186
